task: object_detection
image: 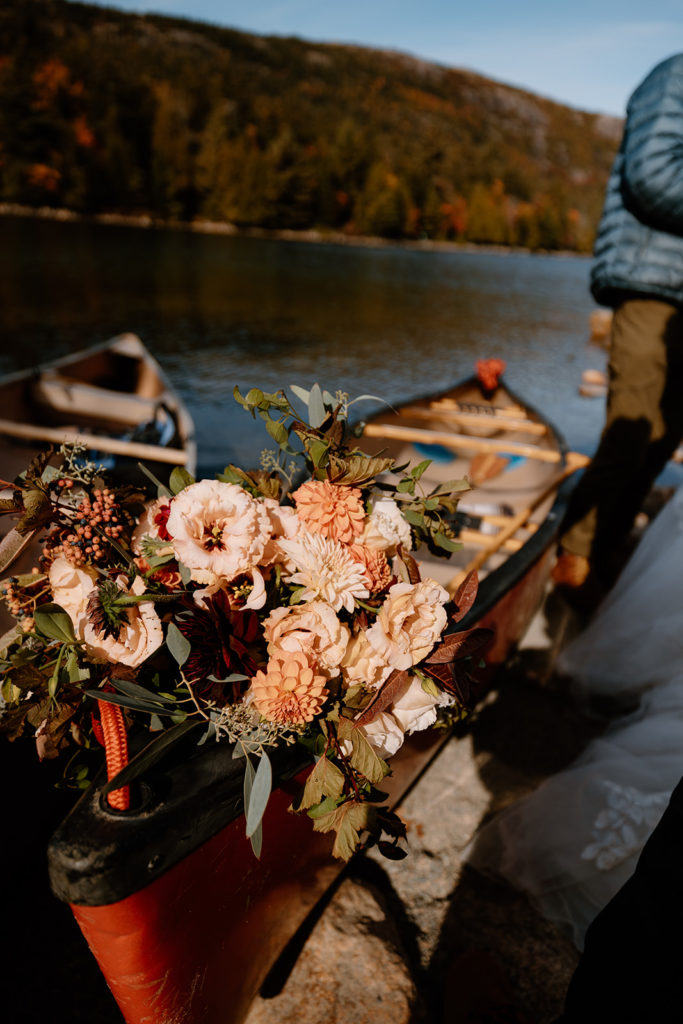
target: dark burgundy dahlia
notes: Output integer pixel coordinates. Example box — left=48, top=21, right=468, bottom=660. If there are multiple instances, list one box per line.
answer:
left=177, top=590, right=264, bottom=701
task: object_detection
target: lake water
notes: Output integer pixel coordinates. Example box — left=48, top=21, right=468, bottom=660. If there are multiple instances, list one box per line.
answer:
left=0, top=216, right=614, bottom=476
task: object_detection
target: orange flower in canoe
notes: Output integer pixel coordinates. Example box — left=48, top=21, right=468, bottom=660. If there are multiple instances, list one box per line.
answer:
left=250, top=651, right=328, bottom=726
left=292, top=480, right=365, bottom=544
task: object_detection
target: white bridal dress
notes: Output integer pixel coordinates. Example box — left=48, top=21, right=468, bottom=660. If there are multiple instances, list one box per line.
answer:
left=467, top=485, right=683, bottom=949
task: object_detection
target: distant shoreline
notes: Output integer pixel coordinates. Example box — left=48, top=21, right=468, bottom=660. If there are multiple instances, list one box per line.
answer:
left=0, top=202, right=588, bottom=260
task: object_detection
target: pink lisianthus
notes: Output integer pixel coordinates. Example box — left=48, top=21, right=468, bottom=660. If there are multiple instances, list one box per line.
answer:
left=166, top=480, right=271, bottom=584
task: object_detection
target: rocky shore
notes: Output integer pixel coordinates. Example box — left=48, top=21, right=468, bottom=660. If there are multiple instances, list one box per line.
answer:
left=0, top=202, right=586, bottom=260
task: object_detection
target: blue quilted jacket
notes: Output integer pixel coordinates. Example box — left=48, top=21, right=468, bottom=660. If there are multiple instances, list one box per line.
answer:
left=591, top=54, right=683, bottom=307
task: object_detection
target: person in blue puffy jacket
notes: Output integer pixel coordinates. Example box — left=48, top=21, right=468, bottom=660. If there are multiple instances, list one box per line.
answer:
left=554, top=53, right=683, bottom=599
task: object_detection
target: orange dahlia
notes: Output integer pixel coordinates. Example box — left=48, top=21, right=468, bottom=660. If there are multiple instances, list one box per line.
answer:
left=250, top=650, right=328, bottom=726
left=292, top=480, right=365, bottom=544
left=349, top=543, right=393, bottom=593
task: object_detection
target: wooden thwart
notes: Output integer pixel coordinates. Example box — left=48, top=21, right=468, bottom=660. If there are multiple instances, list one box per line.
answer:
left=446, top=453, right=588, bottom=595
left=362, top=421, right=564, bottom=463
left=399, top=404, right=547, bottom=436
left=432, top=398, right=526, bottom=418
left=457, top=527, right=523, bottom=553
left=0, top=418, right=187, bottom=466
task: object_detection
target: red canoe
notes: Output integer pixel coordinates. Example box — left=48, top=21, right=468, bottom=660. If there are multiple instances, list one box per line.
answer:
left=47, top=374, right=579, bottom=1024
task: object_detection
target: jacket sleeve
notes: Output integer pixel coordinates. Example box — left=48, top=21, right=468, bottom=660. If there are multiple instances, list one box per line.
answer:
left=621, top=59, right=683, bottom=235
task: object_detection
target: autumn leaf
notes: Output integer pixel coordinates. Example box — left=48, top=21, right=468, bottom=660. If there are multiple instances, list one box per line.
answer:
left=397, top=545, right=421, bottom=584
left=16, top=486, right=53, bottom=534
left=353, top=669, right=411, bottom=728
left=338, top=717, right=389, bottom=784
left=311, top=799, right=371, bottom=861
left=326, top=453, right=395, bottom=486
left=299, top=755, right=346, bottom=809
left=426, top=627, right=494, bottom=664
left=451, top=571, right=479, bottom=622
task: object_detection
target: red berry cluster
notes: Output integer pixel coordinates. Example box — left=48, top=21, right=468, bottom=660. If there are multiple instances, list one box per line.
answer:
left=43, top=487, right=133, bottom=567
left=0, top=567, right=44, bottom=628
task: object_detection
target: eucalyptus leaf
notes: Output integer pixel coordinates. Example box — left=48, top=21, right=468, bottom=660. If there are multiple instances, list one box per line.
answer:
left=402, top=508, right=425, bottom=527
left=307, top=383, right=326, bottom=428
left=245, top=750, right=272, bottom=838
left=137, top=462, right=172, bottom=498
left=206, top=671, right=249, bottom=684
left=166, top=621, right=191, bottom=666
left=289, top=384, right=310, bottom=406
left=433, top=531, right=462, bottom=553
left=243, top=754, right=255, bottom=821
left=347, top=393, right=397, bottom=412
left=430, top=479, right=471, bottom=496
left=410, top=459, right=432, bottom=480
left=34, top=603, right=76, bottom=644
left=66, top=650, right=90, bottom=684
left=250, top=821, right=264, bottom=859
left=101, top=719, right=201, bottom=796
left=197, top=721, right=217, bottom=745
left=84, top=688, right=183, bottom=716
left=265, top=418, right=289, bottom=447
left=307, top=438, right=329, bottom=469
left=178, top=562, right=192, bottom=586
left=111, top=677, right=176, bottom=706
left=245, top=387, right=265, bottom=407
left=397, top=479, right=415, bottom=493
left=169, top=466, right=195, bottom=495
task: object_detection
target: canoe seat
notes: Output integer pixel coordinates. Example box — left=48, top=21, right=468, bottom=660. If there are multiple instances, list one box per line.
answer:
left=32, top=373, right=159, bottom=427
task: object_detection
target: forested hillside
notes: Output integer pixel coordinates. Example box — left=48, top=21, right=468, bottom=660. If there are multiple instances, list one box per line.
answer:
left=0, top=0, right=622, bottom=250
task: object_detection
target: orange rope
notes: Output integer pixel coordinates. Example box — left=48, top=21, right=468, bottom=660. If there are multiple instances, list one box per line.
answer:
left=97, top=699, right=131, bottom=811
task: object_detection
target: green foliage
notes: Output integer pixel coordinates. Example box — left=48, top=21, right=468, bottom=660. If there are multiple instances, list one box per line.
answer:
left=0, top=0, right=619, bottom=250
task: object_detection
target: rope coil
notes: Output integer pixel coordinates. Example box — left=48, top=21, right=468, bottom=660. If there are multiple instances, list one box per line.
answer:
left=96, top=698, right=131, bottom=811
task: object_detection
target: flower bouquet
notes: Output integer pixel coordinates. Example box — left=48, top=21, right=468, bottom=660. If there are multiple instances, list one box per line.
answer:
left=0, top=385, right=491, bottom=861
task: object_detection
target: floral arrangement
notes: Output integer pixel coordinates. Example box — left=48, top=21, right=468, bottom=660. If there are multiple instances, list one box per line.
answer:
left=0, top=385, right=491, bottom=860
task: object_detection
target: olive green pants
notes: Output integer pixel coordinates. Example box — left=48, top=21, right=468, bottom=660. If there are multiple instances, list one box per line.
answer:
left=560, top=297, right=683, bottom=582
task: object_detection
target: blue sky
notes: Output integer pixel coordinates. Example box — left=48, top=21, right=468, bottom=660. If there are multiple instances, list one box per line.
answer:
left=86, top=0, right=683, bottom=115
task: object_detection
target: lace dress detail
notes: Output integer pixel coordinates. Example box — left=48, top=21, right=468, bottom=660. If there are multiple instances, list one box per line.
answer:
left=581, top=781, right=670, bottom=871
left=467, top=487, right=683, bottom=948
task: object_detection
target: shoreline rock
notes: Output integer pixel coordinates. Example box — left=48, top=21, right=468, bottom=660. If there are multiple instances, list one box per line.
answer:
left=0, top=202, right=589, bottom=260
